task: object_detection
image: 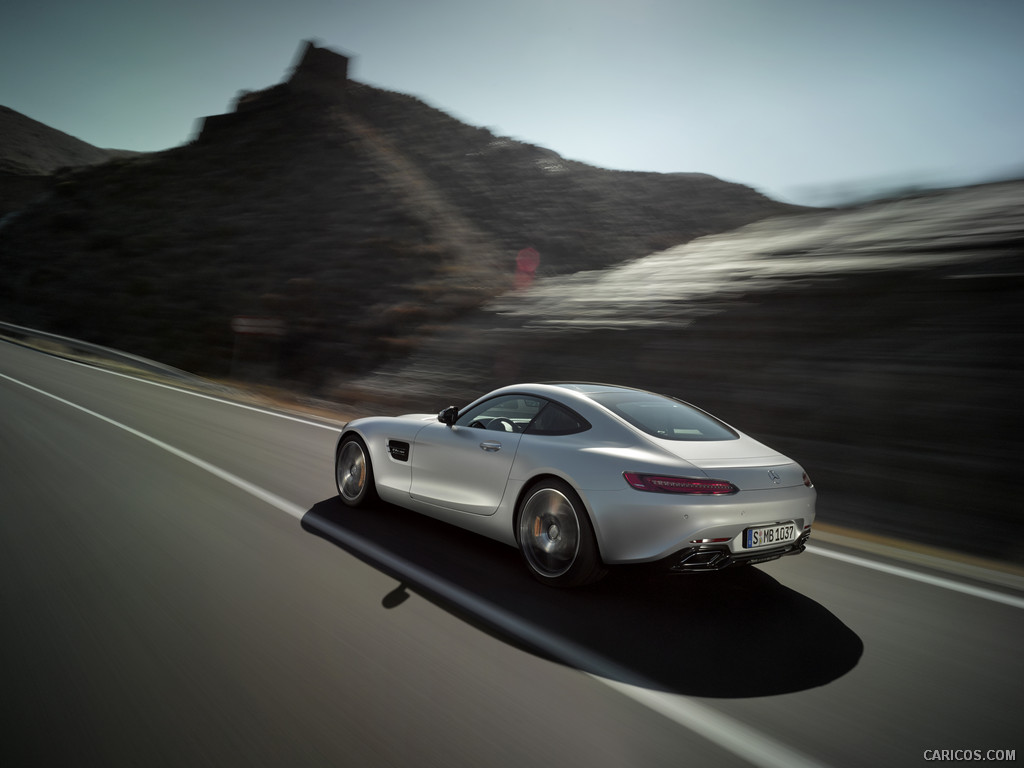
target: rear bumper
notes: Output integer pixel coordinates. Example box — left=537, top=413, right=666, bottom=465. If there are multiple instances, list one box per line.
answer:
left=661, top=530, right=811, bottom=573
left=585, top=484, right=816, bottom=564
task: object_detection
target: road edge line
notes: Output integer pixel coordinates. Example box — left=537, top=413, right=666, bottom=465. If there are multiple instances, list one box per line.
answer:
left=806, top=545, right=1024, bottom=609
left=3, top=367, right=829, bottom=768
left=0, top=371, right=307, bottom=520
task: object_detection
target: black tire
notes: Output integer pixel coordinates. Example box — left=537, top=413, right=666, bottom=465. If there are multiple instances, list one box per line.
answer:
left=516, top=478, right=606, bottom=587
left=335, top=434, right=378, bottom=507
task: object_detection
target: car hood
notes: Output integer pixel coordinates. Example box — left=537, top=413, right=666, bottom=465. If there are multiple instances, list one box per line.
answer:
left=399, top=413, right=438, bottom=422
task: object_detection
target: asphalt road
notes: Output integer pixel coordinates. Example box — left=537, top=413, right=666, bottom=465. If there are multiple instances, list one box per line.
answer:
left=2, top=339, right=1021, bottom=768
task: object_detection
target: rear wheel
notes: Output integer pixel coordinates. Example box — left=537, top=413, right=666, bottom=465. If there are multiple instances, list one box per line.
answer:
left=335, top=434, right=378, bottom=507
left=516, top=479, right=606, bottom=587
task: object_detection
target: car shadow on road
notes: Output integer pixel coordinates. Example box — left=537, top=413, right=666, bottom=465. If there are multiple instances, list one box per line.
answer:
left=302, top=497, right=863, bottom=698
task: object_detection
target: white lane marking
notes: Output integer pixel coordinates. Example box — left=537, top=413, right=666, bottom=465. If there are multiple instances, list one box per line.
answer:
left=807, top=545, right=1024, bottom=610
left=0, top=371, right=306, bottom=520
left=3, top=367, right=828, bottom=768
left=11, top=347, right=1021, bottom=610
left=304, top=512, right=829, bottom=768
left=8, top=364, right=1021, bottom=764
left=17, top=345, right=343, bottom=432
left=595, top=679, right=827, bottom=768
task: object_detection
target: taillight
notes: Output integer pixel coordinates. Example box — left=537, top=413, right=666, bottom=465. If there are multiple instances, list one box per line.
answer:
left=623, top=472, right=738, bottom=495
left=803, top=472, right=813, bottom=488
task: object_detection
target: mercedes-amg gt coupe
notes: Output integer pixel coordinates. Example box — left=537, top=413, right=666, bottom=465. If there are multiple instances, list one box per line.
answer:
left=334, top=383, right=815, bottom=587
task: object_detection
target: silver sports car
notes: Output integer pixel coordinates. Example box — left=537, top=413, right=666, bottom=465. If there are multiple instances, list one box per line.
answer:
left=335, top=383, right=815, bottom=586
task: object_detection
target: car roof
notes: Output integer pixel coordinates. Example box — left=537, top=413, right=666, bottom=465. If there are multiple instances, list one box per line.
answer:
left=481, top=382, right=639, bottom=412
left=481, top=382, right=667, bottom=415
left=519, top=382, right=660, bottom=415
left=543, top=382, right=640, bottom=395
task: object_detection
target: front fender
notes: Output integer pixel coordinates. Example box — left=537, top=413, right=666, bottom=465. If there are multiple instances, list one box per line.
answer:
left=338, top=415, right=434, bottom=499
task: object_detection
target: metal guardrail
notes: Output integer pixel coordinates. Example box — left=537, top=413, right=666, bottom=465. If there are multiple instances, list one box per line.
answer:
left=0, top=319, right=207, bottom=384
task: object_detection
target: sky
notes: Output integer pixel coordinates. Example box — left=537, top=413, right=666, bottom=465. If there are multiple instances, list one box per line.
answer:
left=3, top=0, right=1023, bottom=206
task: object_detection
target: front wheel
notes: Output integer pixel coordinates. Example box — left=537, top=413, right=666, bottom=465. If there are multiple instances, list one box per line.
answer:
left=335, top=434, right=378, bottom=507
left=516, top=479, right=606, bottom=587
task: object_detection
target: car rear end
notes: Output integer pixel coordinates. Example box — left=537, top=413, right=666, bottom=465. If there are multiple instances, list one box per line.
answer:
left=543, top=383, right=817, bottom=572
left=585, top=459, right=815, bottom=570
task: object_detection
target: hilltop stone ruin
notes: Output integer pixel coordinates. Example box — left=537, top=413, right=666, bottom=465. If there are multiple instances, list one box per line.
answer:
left=195, top=41, right=350, bottom=143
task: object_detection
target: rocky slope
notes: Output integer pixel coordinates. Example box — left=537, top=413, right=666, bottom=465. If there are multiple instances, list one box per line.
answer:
left=0, top=105, right=138, bottom=216
left=0, top=42, right=800, bottom=384
left=6, top=42, right=1016, bottom=560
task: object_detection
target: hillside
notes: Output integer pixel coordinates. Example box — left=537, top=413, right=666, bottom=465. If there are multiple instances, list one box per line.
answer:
left=0, top=105, right=138, bottom=215
left=345, top=181, right=1024, bottom=561
left=1, top=40, right=1021, bottom=561
left=0, top=41, right=801, bottom=383
left=0, top=105, right=139, bottom=177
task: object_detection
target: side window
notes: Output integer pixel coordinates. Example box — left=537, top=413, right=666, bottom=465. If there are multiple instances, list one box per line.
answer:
left=524, top=402, right=591, bottom=436
left=456, top=395, right=546, bottom=432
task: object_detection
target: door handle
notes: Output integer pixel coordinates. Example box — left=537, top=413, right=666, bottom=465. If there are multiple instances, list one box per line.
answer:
left=480, top=441, right=502, bottom=452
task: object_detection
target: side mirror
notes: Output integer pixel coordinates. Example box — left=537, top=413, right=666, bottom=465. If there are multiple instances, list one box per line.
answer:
left=438, top=406, right=459, bottom=427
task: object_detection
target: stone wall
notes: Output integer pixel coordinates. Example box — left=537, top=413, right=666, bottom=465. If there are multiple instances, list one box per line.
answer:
left=288, top=40, right=349, bottom=96
left=195, top=41, right=350, bottom=144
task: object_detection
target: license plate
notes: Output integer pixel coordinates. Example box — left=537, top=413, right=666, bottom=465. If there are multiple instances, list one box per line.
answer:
left=744, top=521, right=797, bottom=549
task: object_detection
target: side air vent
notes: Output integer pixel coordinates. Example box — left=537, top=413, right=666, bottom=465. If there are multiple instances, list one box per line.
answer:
left=386, top=440, right=410, bottom=462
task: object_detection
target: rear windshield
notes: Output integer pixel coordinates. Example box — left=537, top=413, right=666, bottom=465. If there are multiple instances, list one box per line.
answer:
left=587, top=391, right=738, bottom=441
